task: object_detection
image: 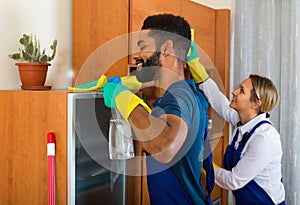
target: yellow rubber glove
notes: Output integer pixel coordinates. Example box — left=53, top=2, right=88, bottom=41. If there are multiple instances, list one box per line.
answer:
left=186, top=41, right=209, bottom=83
left=102, top=83, right=151, bottom=122
left=68, top=75, right=107, bottom=91
left=121, top=76, right=142, bottom=91
left=213, top=162, right=220, bottom=170
left=201, top=162, right=220, bottom=175
left=116, top=90, right=151, bottom=122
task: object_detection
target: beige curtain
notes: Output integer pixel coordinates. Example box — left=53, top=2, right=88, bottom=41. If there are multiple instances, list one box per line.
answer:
left=231, top=0, right=300, bottom=204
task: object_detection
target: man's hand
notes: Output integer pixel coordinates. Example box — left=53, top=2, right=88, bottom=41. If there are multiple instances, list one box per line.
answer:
left=102, top=82, right=151, bottom=121
left=121, top=76, right=143, bottom=91
left=108, top=76, right=143, bottom=91
left=102, top=82, right=130, bottom=109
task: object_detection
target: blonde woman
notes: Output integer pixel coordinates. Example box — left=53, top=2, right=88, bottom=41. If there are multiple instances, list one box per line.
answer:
left=196, top=71, right=285, bottom=204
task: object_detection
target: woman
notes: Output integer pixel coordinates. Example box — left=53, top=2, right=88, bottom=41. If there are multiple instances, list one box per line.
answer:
left=198, top=73, right=285, bottom=205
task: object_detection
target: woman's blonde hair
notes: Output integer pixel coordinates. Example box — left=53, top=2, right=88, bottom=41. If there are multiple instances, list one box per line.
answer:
left=249, top=74, right=280, bottom=114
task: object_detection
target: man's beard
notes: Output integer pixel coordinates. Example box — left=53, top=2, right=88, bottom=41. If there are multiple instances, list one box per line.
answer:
left=132, top=52, right=161, bottom=83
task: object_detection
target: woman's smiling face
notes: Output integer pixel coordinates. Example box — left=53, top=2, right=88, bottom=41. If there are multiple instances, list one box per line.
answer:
left=230, top=77, right=254, bottom=113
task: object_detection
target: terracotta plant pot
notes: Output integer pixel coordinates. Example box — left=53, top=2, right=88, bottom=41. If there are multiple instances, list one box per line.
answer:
left=16, top=62, right=51, bottom=90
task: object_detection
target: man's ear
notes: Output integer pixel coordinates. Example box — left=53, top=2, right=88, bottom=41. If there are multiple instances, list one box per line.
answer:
left=161, top=40, right=173, bottom=57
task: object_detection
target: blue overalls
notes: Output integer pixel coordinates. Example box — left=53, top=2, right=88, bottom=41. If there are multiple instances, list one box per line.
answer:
left=223, top=120, right=286, bottom=205
left=147, top=81, right=214, bottom=205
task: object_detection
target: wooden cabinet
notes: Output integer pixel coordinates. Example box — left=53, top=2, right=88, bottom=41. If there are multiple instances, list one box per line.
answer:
left=72, top=0, right=130, bottom=85
left=0, top=90, right=68, bottom=205
left=0, top=90, right=137, bottom=205
left=130, top=0, right=181, bottom=32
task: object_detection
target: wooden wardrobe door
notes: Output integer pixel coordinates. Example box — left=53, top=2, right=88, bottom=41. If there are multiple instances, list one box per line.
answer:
left=72, top=0, right=129, bottom=85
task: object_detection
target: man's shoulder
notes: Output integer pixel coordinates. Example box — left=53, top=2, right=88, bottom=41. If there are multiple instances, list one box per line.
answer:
left=167, top=80, right=195, bottom=94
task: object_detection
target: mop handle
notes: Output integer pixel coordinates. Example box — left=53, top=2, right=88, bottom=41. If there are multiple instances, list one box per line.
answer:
left=47, top=132, right=56, bottom=205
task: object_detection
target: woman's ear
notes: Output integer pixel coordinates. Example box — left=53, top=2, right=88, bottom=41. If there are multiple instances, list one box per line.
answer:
left=252, top=99, right=262, bottom=110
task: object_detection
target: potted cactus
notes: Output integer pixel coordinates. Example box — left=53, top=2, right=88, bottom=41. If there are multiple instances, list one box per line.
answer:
left=8, top=33, right=57, bottom=90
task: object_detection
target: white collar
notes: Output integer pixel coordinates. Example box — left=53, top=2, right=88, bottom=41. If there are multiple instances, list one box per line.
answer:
left=238, top=113, right=270, bottom=136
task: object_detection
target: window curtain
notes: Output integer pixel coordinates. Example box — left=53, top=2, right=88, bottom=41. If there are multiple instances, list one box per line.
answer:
left=231, top=0, right=300, bottom=204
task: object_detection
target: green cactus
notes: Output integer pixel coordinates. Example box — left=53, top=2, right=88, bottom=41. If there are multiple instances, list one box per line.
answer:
left=8, top=33, right=57, bottom=64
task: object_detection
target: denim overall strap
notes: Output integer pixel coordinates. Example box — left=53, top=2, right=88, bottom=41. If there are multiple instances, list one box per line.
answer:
left=202, top=126, right=214, bottom=205
left=223, top=122, right=242, bottom=171
left=223, top=120, right=282, bottom=205
left=193, top=86, right=214, bottom=205
left=239, top=120, right=272, bottom=148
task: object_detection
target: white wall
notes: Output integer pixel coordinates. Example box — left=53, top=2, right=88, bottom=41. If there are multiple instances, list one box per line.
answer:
left=191, top=0, right=233, bottom=9
left=0, top=0, right=232, bottom=90
left=0, top=0, right=72, bottom=89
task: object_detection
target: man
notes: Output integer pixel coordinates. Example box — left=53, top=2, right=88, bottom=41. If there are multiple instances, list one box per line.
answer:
left=102, top=14, right=210, bottom=205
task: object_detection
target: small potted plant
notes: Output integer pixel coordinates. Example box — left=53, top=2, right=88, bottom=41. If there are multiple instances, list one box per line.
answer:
left=8, top=33, right=57, bottom=90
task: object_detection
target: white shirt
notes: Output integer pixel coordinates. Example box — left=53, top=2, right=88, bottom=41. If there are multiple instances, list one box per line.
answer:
left=199, top=78, right=285, bottom=204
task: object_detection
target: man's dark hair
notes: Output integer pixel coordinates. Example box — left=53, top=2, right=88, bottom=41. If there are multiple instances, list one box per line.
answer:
left=141, top=13, right=191, bottom=62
